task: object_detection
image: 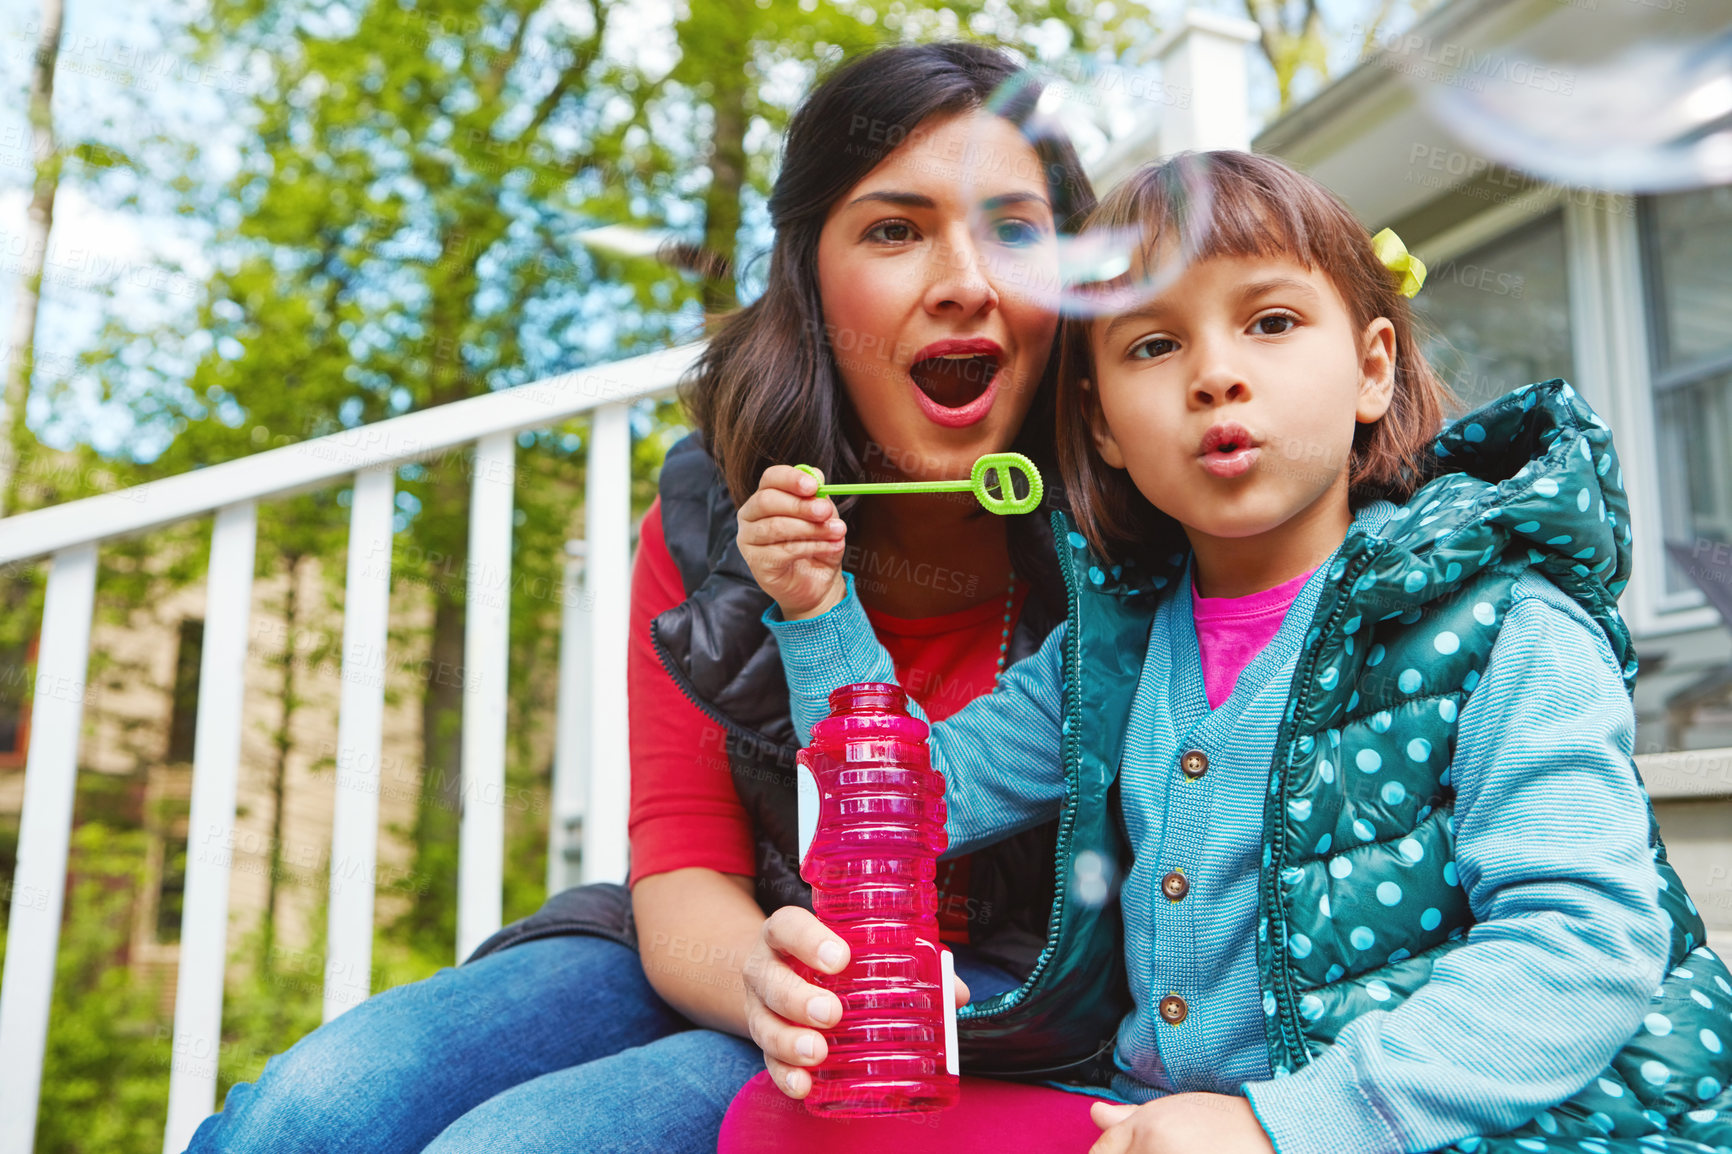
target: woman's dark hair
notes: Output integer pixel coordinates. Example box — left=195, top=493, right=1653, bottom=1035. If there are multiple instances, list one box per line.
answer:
left=1056, top=150, right=1459, bottom=568
left=682, top=41, right=1096, bottom=507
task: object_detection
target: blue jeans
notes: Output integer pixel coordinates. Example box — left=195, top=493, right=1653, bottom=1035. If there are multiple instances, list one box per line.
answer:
left=182, top=934, right=1022, bottom=1153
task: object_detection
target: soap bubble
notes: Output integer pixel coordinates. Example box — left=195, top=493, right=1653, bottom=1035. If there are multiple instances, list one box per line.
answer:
left=1408, top=31, right=1732, bottom=193
left=1072, top=849, right=1118, bottom=908
left=961, top=58, right=1214, bottom=317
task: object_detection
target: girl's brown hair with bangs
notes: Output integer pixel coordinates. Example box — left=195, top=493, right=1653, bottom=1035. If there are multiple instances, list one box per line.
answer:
left=1056, top=150, right=1458, bottom=567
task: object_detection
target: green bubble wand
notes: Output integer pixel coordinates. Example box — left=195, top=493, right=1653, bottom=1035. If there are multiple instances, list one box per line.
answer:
left=794, top=452, right=1044, bottom=516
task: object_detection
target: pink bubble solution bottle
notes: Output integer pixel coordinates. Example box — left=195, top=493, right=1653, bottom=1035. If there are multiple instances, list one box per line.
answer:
left=795, top=682, right=960, bottom=1117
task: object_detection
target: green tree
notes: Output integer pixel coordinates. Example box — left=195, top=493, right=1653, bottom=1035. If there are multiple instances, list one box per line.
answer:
left=83, top=0, right=695, bottom=960
left=0, top=0, right=65, bottom=518
left=1243, top=0, right=1445, bottom=112
left=27, top=809, right=169, bottom=1153
left=77, top=0, right=1177, bottom=971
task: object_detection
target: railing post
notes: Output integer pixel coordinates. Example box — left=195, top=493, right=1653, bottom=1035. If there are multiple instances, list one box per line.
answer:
left=581, top=403, right=631, bottom=885
left=548, top=541, right=590, bottom=896
left=0, top=345, right=701, bottom=1149
left=1152, top=10, right=1261, bottom=154
left=162, top=501, right=259, bottom=1153
left=323, top=468, right=395, bottom=1021
left=456, top=433, right=515, bottom=962
left=0, top=543, right=97, bottom=1154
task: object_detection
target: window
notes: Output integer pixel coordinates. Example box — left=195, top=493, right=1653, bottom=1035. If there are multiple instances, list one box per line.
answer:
left=1641, top=187, right=1732, bottom=600
left=137, top=771, right=192, bottom=951
left=0, top=634, right=36, bottom=770
left=166, top=619, right=204, bottom=764
left=1412, top=210, right=1575, bottom=414
left=154, top=797, right=190, bottom=944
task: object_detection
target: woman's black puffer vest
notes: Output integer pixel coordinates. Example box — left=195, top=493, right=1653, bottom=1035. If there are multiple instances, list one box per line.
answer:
left=647, top=433, right=1070, bottom=979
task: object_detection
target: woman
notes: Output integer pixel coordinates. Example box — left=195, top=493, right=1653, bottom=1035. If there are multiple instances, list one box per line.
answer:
left=183, top=41, right=1102, bottom=1154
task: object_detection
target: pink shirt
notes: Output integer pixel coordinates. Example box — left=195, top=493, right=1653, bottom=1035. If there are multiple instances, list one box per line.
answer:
left=1190, top=566, right=1317, bottom=709
left=721, top=1070, right=1106, bottom=1153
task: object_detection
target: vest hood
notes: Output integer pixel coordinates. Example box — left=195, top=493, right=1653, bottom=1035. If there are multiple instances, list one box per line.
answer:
left=1340, top=378, right=1636, bottom=688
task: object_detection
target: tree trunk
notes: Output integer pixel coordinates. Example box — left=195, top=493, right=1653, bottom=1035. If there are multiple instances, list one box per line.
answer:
left=262, top=551, right=303, bottom=973
left=1242, top=0, right=1329, bottom=112
left=0, top=0, right=66, bottom=518
left=700, top=15, right=749, bottom=313
left=408, top=461, right=469, bottom=949
left=400, top=219, right=498, bottom=949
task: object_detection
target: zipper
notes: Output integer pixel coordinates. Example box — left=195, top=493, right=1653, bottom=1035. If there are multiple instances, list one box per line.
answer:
left=649, top=618, right=797, bottom=762
left=648, top=544, right=1086, bottom=1050
left=968, top=1035, right=1117, bottom=1080
left=1259, top=543, right=1376, bottom=1071
left=958, top=510, right=1087, bottom=1035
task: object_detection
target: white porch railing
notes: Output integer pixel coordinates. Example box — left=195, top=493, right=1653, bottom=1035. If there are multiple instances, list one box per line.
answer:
left=0, top=343, right=701, bottom=1154
left=0, top=19, right=1277, bottom=1148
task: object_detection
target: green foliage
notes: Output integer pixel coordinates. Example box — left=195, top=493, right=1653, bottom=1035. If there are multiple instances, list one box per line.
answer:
left=208, top=910, right=328, bottom=1108
left=2, top=780, right=371, bottom=1154
left=26, top=819, right=169, bottom=1154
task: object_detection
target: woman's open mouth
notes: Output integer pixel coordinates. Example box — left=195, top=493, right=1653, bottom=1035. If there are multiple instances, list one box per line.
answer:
left=908, top=340, right=1002, bottom=428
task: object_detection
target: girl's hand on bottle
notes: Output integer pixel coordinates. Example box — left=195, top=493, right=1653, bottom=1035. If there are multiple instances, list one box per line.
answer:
left=736, top=466, right=849, bottom=621
left=1089, top=1093, right=1275, bottom=1154
left=742, top=906, right=970, bottom=1100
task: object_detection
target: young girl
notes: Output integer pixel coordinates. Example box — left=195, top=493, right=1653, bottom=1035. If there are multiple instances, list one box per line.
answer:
left=731, top=152, right=1732, bottom=1154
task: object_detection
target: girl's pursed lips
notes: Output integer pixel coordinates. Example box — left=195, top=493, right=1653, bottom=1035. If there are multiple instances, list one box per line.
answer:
left=1199, top=445, right=1260, bottom=479
left=1198, top=421, right=1258, bottom=456
left=1196, top=421, right=1261, bottom=479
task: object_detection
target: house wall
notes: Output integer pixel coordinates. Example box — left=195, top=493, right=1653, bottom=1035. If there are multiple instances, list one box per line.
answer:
left=6, top=545, right=472, bottom=1005
left=1255, top=0, right=1732, bottom=951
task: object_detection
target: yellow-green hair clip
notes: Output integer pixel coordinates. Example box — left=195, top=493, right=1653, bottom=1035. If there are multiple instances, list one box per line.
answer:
left=1372, top=228, right=1427, bottom=298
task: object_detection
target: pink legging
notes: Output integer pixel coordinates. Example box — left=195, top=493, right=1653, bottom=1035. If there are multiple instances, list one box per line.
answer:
left=717, top=1071, right=1111, bottom=1153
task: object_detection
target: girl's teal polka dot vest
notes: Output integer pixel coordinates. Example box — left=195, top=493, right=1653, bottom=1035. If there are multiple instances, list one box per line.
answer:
left=1035, top=381, right=1731, bottom=1151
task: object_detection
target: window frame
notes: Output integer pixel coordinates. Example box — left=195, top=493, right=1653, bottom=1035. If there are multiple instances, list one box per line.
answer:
left=1409, top=185, right=1720, bottom=638
left=1412, top=197, right=1579, bottom=414
left=165, top=617, right=205, bottom=765
left=1585, top=191, right=1718, bottom=636
left=1634, top=193, right=1732, bottom=614
left=1638, top=193, right=1732, bottom=393
left=131, top=765, right=193, bottom=963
